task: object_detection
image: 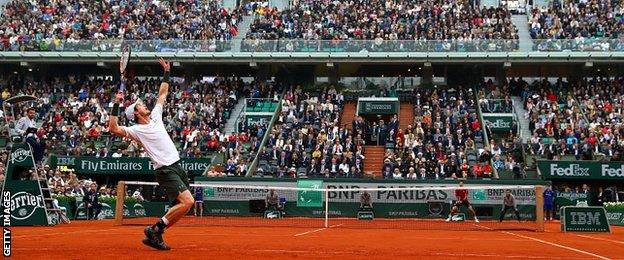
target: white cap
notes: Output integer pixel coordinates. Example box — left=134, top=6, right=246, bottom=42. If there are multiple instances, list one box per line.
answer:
left=124, top=99, right=142, bottom=121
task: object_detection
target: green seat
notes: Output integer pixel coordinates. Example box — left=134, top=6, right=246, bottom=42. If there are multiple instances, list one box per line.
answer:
left=561, top=155, right=576, bottom=161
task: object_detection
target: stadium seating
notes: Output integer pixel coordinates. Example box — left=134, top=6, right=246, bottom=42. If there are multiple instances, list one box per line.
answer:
left=257, top=86, right=360, bottom=178
left=246, top=0, right=517, bottom=41
left=367, top=86, right=493, bottom=179
left=0, top=0, right=243, bottom=52
left=242, top=0, right=519, bottom=52
left=529, top=0, right=624, bottom=51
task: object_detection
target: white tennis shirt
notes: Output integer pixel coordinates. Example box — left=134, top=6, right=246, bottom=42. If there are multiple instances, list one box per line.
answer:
left=123, top=104, right=180, bottom=169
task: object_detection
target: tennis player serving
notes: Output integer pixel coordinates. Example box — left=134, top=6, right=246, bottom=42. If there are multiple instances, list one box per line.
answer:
left=446, top=180, right=479, bottom=222
left=108, top=58, right=194, bottom=250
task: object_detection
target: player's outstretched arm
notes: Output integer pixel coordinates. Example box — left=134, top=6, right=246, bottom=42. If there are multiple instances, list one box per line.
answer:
left=109, top=92, right=127, bottom=137
left=157, top=58, right=171, bottom=106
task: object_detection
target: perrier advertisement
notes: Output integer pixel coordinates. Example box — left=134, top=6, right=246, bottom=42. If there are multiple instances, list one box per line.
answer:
left=0, top=144, right=50, bottom=226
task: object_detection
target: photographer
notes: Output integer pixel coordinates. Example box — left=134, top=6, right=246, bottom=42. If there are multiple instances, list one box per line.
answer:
left=360, top=191, right=373, bottom=210
left=265, top=189, right=282, bottom=211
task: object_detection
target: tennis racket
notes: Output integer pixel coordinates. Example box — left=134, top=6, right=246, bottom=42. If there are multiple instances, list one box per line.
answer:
left=119, top=42, right=131, bottom=91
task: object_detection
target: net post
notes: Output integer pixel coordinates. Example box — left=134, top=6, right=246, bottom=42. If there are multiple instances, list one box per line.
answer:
left=324, top=189, right=329, bottom=228
left=114, top=181, right=126, bottom=226
left=535, top=186, right=544, bottom=232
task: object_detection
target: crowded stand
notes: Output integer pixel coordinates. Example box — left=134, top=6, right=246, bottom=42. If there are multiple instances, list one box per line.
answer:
left=242, top=0, right=519, bottom=52
left=529, top=0, right=624, bottom=51
left=518, top=77, right=624, bottom=162
left=0, top=0, right=243, bottom=52
left=255, top=86, right=366, bottom=178
left=520, top=78, right=591, bottom=159
left=376, top=86, right=492, bottom=179
left=0, top=75, right=282, bottom=213
left=0, top=75, right=288, bottom=166
left=573, top=77, right=624, bottom=161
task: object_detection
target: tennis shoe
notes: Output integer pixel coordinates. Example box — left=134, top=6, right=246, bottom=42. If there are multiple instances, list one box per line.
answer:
left=143, top=226, right=170, bottom=251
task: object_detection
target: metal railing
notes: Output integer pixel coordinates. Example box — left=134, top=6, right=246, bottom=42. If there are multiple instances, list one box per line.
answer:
left=474, top=92, right=498, bottom=179
left=240, top=39, right=520, bottom=52
left=245, top=96, right=284, bottom=177
left=244, top=98, right=279, bottom=113
left=533, top=38, right=624, bottom=52
left=479, top=99, right=514, bottom=114
left=3, top=39, right=624, bottom=53
left=0, top=38, right=624, bottom=53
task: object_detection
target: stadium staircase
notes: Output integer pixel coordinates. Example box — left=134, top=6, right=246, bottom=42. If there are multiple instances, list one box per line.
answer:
left=363, top=146, right=385, bottom=178
left=399, top=102, right=414, bottom=130
left=232, top=15, right=254, bottom=52
left=512, top=15, right=533, bottom=52
left=340, top=102, right=357, bottom=130
left=224, top=98, right=246, bottom=134
left=511, top=96, right=531, bottom=142
left=270, top=0, right=289, bottom=10
left=222, top=0, right=237, bottom=10
left=470, top=104, right=483, bottom=169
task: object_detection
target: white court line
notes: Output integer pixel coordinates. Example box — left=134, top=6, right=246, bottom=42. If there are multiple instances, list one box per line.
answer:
left=501, top=231, right=611, bottom=260
left=433, top=252, right=595, bottom=259
left=13, top=228, right=126, bottom=238
left=574, top=234, right=624, bottom=245
left=293, top=224, right=343, bottom=237
left=175, top=232, right=524, bottom=241
left=251, top=249, right=357, bottom=255
left=471, top=224, right=611, bottom=260
left=293, top=227, right=327, bottom=237
left=179, top=233, right=293, bottom=237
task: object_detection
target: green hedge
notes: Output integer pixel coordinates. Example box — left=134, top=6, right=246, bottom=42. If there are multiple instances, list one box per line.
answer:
left=52, top=195, right=139, bottom=204
left=605, top=202, right=624, bottom=211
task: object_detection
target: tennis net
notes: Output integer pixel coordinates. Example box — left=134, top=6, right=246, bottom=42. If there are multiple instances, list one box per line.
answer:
left=114, top=181, right=544, bottom=231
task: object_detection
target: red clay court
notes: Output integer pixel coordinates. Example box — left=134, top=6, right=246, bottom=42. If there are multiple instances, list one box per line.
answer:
left=10, top=218, right=624, bottom=259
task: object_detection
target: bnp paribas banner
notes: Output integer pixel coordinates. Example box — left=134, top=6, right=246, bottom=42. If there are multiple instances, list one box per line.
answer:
left=67, top=157, right=211, bottom=175
left=197, top=181, right=536, bottom=205
left=482, top=113, right=514, bottom=132
left=538, top=160, right=624, bottom=180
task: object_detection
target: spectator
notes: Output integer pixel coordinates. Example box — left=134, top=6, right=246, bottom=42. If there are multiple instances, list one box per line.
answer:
left=244, top=0, right=519, bottom=52
left=0, top=0, right=244, bottom=52
left=530, top=0, right=623, bottom=51
left=132, top=187, right=145, bottom=202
